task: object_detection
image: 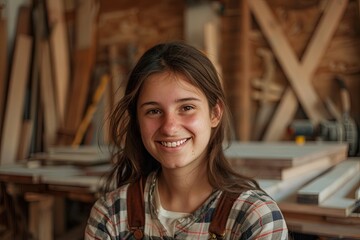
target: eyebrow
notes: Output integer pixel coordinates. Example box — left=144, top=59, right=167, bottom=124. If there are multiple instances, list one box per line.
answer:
left=139, top=97, right=201, bottom=108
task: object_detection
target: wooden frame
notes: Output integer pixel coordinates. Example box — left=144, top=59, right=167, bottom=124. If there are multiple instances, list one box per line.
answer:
left=248, top=0, right=348, bottom=140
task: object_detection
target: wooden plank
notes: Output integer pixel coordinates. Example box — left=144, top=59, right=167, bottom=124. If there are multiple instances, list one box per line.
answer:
left=283, top=212, right=360, bottom=239
left=0, top=17, right=7, bottom=147
left=30, top=145, right=111, bottom=165
left=301, top=0, right=349, bottom=76
left=249, top=0, right=348, bottom=140
left=204, top=21, right=221, bottom=76
left=75, top=0, right=98, bottom=49
left=60, top=48, right=95, bottom=144
left=0, top=35, right=32, bottom=165
left=279, top=161, right=360, bottom=218
left=59, top=0, right=98, bottom=145
left=39, top=40, right=58, bottom=149
left=16, top=120, right=33, bottom=160
left=233, top=155, right=344, bottom=180
left=30, top=152, right=110, bottom=166
left=72, top=74, right=109, bottom=147
left=46, top=0, right=70, bottom=127
left=258, top=167, right=325, bottom=202
left=238, top=0, right=251, bottom=140
left=263, top=88, right=298, bottom=141
left=26, top=193, right=54, bottom=240
left=0, top=165, right=81, bottom=183
left=225, top=141, right=348, bottom=168
left=42, top=175, right=104, bottom=192
left=297, top=160, right=360, bottom=204
left=15, top=6, right=32, bottom=36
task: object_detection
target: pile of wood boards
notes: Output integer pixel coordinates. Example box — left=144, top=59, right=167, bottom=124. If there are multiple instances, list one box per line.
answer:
left=226, top=141, right=360, bottom=237
left=0, top=0, right=113, bottom=166
left=226, top=141, right=348, bottom=180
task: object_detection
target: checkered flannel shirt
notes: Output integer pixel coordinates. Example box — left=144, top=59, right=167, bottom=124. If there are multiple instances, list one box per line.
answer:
left=85, top=172, right=288, bottom=239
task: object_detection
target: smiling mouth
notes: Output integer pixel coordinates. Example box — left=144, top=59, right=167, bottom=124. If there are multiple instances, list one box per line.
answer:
left=160, top=138, right=189, bottom=148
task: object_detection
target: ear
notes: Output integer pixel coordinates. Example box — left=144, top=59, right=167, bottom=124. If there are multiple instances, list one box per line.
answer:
left=210, top=101, right=223, bottom=128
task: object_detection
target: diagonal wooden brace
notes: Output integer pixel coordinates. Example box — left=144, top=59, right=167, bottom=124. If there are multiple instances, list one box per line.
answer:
left=248, top=0, right=348, bottom=140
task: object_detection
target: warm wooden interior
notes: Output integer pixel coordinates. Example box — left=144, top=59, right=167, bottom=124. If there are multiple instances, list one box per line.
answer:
left=1, top=0, right=360, bottom=239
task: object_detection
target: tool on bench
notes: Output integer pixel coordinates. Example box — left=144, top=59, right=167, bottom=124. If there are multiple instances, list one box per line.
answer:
left=288, top=76, right=359, bottom=156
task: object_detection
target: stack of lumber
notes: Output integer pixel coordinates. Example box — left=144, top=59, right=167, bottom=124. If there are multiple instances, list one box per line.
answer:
left=277, top=159, right=360, bottom=237
left=0, top=0, right=112, bottom=166
left=30, top=145, right=111, bottom=166
left=226, top=141, right=348, bottom=180
left=228, top=142, right=360, bottom=238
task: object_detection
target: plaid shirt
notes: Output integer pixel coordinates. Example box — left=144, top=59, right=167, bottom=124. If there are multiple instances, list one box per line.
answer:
left=85, top=172, right=288, bottom=239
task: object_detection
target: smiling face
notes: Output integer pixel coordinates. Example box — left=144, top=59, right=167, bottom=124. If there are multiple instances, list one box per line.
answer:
left=137, top=71, right=222, bottom=172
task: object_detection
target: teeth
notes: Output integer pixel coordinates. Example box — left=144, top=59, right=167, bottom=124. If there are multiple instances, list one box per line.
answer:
left=161, top=139, right=187, bottom=148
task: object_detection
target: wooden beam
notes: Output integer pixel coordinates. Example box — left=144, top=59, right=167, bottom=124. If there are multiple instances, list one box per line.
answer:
left=279, top=160, right=360, bottom=218
left=0, top=16, right=7, bottom=149
left=16, top=120, right=33, bottom=160
left=58, top=0, right=98, bottom=145
left=297, top=160, right=360, bottom=204
left=225, top=141, right=348, bottom=168
left=234, top=155, right=344, bottom=180
left=238, top=0, right=251, bottom=140
left=40, top=40, right=58, bottom=149
left=0, top=35, right=32, bottom=165
left=46, top=0, right=70, bottom=127
left=26, top=193, right=54, bottom=240
left=283, top=212, right=360, bottom=238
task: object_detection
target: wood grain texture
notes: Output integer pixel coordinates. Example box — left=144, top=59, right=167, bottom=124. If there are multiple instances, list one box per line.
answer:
left=248, top=0, right=348, bottom=140
left=234, top=155, right=344, bottom=180
left=225, top=141, right=348, bottom=168
left=0, top=18, right=7, bottom=146
left=40, top=40, right=58, bottom=149
left=46, top=0, right=70, bottom=127
left=279, top=169, right=360, bottom=217
left=297, top=160, right=360, bottom=204
left=0, top=35, right=32, bottom=165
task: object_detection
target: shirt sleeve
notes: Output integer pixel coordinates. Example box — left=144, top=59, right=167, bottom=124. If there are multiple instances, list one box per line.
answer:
left=84, top=197, right=116, bottom=240
left=235, top=191, right=289, bottom=240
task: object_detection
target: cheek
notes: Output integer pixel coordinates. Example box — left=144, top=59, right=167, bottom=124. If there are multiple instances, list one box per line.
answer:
left=186, top=114, right=212, bottom=133
left=138, top=119, right=161, bottom=145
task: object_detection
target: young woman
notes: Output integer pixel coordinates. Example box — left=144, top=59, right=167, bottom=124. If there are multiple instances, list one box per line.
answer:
left=85, top=41, right=288, bottom=239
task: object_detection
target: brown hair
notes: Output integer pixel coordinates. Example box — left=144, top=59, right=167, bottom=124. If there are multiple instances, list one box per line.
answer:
left=104, top=41, right=259, bottom=193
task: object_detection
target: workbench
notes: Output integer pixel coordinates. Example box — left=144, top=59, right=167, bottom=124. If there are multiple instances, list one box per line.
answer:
left=0, top=162, right=109, bottom=240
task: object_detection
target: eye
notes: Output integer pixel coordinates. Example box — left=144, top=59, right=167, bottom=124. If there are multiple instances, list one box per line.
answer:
left=182, top=105, right=194, bottom=112
left=146, top=109, right=162, bottom=115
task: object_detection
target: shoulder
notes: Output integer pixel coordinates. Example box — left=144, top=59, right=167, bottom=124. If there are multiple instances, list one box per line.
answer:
left=91, top=184, right=129, bottom=218
left=229, top=190, right=288, bottom=239
left=233, top=189, right=284, bottom=222
left=93, top=171, right=156, bottom=213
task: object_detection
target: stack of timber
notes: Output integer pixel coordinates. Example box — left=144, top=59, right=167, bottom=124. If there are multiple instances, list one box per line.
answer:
left=0, top=0, right=185, bottom=167
left=277, top=159, right=360, bottom=238
left=29, top=145, right=111, bottom=166
left=0, top=0, right=103, bottom=166
left=231, top=142, right=360, bottom=238
left=226, top=141, right=348, bottom=180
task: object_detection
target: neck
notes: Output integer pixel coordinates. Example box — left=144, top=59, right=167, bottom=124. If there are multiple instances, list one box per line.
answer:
left=157, top=166, right=213, bottom=213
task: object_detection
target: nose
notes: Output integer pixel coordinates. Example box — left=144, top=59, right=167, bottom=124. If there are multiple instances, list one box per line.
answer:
left=160, top=113, right=178, bottom=135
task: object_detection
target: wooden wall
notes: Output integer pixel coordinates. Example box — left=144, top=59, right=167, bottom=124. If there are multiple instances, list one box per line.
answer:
left=2, top=0, right=360, bottom=163
left=96, top=0, right=184, bottom=64
left=221, top=0, right=360, bottom=141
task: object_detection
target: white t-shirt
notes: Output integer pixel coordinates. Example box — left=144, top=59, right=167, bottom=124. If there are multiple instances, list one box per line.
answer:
left=154, top=181, right=191, bottom=235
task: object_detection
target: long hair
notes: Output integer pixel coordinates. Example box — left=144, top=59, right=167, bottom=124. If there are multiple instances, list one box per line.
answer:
left=103, top=41, right=259, bottom=193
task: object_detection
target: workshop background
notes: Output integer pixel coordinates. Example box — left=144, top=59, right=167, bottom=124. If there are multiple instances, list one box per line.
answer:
left=0, top=0, right=360, bottom=239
